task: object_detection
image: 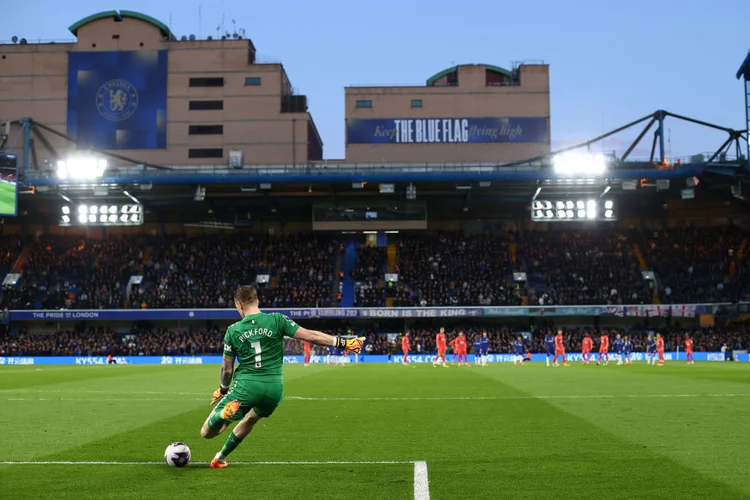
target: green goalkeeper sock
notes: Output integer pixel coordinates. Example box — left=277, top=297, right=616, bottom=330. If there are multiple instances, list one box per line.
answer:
left=207, top=411, right=226, bottom=430
left=219, top=431, right=244, bottom=459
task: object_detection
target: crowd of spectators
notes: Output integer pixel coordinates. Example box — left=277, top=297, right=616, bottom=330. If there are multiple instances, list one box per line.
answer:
left=363, top=321, right=750, bottom=355
left=643, top=227, right=746, bottom=304
left=0, top=236, right=21, bottom=274
left=1, top=227, right=749, bottom=310
left=394, top=232, right=523, bottom=307
left=261, top=235, right=337, bottom=308
left=1, top=234, right=338, bottom=310
left=519, top=230, right=650, bottom=306
left=2, top=237, right=141, bottom=310
left=130, top=235, right=267, bottom=309
left=352, top=246, right=387, bottom=307
left=4, top=322, right=748, bottom=357
left=0, top=326, right=350, bottom=356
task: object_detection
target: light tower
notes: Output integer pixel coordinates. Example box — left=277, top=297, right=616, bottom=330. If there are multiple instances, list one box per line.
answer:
left=736, top=49, right=750, bottom=171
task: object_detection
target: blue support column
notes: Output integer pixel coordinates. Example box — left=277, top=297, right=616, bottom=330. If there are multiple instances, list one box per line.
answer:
left=20, top=117, right=31, bottom=173
left=736, top=50, right=750, bottom=172
left=656, top=110, right=666, bottom=163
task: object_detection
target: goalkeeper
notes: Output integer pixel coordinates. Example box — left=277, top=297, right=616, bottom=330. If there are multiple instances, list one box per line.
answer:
left=200, top=285, right=365, bottom=468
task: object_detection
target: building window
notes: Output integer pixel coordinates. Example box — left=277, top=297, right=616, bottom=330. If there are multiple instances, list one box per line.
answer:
left=411, top=99, right=423, bottom=108
left=356, top=100, right=372, bottom=108
left=189, top=77, right=224, bottom=87
left=189, top=125, right=224, bottom=135
left=188, top=148, right=223, bottom=159
left=244, top=77, right=261, bottom=86
left=189, top=100, right=224, bottom=111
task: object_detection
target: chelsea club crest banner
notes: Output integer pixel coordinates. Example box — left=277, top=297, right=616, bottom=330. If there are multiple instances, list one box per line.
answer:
left=67, top=50, right=168, bottom=150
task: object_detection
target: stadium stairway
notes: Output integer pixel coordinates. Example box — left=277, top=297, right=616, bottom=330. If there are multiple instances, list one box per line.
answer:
left=341, top=241, right=357, bottom=307
left=332, top=248, right=342, bottom=305
left=633, top=243, right=649, bottom=272
left=729, top=237, right=748, bottom=278
left=10, top=243, right=31, bottom=273
left=386, top=243, right=397, bottom=272
left=633, top=243, right=660, bottom=304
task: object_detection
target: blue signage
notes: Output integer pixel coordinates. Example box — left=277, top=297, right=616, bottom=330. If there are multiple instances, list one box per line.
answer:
left=67, top=50, right=168, bottom=150
left=7, top=304, right=747, bottom=322
left=346, top=117, right=549, bottom=144
left=0, top=352, right=736, bottom=366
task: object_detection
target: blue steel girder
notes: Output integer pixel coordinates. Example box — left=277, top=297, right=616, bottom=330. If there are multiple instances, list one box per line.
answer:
left=17, top=109, right=747, bottom=184
left=736, top=50, right=750, bottom=170
left=23, top=164, right=706, bottom=187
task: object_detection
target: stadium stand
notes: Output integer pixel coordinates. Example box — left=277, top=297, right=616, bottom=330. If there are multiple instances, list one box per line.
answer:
left=2, top=227, right=750, bottom=310
left=393, top=231, right=522, bottom=307
left=352, top=245, right=387, bottom=307
left=3, top=323, right=747, bottom=356
left=642, top=226, right=747, bottom=304
left=518, top=229, right=650, bottom=306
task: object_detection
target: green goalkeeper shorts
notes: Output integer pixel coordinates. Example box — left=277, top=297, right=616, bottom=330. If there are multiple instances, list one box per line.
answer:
left=211, top=379, right=284, bottom=427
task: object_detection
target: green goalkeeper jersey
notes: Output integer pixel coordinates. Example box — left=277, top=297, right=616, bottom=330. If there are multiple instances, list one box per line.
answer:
left=223, top=312, right=300, bottom=382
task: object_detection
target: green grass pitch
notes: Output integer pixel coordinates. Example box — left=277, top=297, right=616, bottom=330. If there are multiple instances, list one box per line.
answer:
left=1, top=362, right=749, bottom=499
left=0, top=182, right=16, bottom=215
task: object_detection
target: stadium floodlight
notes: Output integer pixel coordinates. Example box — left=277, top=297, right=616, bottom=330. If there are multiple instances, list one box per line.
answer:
left=56, top=156, right=108, bottom=180
left=60, top=203, right=143, bottom=226
left=531, top=199, right=617, bottom=222
left=552, top=152, right=607, bottom=177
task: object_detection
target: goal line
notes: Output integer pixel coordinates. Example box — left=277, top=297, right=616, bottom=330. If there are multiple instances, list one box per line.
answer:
left=0, top=460, right=431, bottom=499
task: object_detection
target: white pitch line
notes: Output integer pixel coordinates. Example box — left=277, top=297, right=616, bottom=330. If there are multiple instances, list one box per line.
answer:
left=286, top=393, right=750, bottom=401
left=4, top=393, right=750, bottom=402
left=0, top=460, right=412, bottom=466
left=413, top=461, right=431, bottom=500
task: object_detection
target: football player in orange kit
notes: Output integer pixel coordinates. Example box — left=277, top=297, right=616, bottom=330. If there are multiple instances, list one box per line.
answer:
left=553, top=329, right=568, bottom=367
left=656, top=333, right=665, bottom=366
left=433, top=327, right=448, bottom=367
left=303, top=340, right=312, bottom=367
left=450, top=331, right=469, bottom=366
left=685, top=335, right=694, bottom=364
left=581, top=333, right=593, bottom=365
left=401, top=331, right=410, bottom=365
left=597, top=331, right=610, bottom=366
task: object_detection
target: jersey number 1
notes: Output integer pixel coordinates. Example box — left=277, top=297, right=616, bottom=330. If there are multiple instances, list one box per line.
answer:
left=251, top=341, right=262, bottom=368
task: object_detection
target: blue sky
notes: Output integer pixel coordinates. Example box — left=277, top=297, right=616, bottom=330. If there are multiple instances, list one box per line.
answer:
left=3, top=0, right=749, bottom=161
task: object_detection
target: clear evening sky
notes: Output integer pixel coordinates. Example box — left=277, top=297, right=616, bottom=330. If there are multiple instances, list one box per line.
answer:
left=3, top=0, right=749, bottom=161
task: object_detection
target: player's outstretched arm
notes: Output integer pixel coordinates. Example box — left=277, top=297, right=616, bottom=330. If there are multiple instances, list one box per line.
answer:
left=210, top=354, right=235, bottom=406
left=294, top=327, right=364, bottom=354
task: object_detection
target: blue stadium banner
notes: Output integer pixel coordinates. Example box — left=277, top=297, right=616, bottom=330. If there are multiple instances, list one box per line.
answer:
left=0, top=352, right=737, bottom=366
left=67, top=50, right=168, bottom=150
left=346, top=117, right=549, bottom=144
left=7, top=304, right=744, bottom=321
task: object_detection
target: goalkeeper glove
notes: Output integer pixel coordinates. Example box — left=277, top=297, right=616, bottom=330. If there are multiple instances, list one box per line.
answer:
left=334, top=336, right=366, bottom=354
left=211, top=386, right=228, bottom=406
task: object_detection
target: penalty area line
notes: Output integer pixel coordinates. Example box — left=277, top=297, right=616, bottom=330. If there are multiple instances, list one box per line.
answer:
left=0, top=460, right=414, bottom=466
left=414, top=461, right=431, bottom=500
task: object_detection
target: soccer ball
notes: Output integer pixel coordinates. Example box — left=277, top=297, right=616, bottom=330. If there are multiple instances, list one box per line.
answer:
left=164, top=442, right=191, bottom=467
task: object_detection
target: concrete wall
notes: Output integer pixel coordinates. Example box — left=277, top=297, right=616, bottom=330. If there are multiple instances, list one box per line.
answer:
left=344, top=64, right=551, bottom=163
left=0, top=15, right=321, bottom=168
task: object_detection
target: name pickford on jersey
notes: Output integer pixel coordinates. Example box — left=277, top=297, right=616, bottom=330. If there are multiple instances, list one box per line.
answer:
left=223, top=312, right=300, bottom=380
left=237, top=328, right=274, bottom=342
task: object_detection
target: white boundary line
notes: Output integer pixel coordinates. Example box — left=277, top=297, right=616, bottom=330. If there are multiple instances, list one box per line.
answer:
left=3, top=393, right=750, bottom=402
left=413, top=461, right=431, bottom=500
left=0, top=460, right=411, bottom=465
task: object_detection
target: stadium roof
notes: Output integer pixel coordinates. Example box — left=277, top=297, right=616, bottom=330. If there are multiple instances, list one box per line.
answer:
left=737, top=50, right=750, bottom=80
left=426, top=64, right=512, bottom=85
left=68, top=10, right=174, bottom=40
